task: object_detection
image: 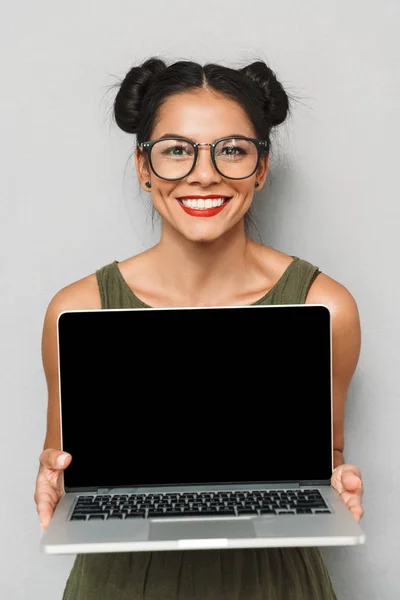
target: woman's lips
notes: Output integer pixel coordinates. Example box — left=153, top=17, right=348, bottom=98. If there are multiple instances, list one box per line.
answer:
left=177, top=197, right=232, bottom=218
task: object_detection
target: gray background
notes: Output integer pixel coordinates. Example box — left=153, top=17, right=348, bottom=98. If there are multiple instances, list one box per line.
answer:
left=1, top=0, right=399, bottom=598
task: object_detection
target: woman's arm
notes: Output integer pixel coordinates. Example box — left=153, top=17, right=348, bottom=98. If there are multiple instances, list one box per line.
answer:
left=35, top=274, right=101, bottom=529
left=306, top=272, right=361, bottom=468
left=306, top=272, right=364, bottom=522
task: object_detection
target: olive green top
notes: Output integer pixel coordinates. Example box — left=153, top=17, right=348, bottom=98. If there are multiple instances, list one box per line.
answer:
left=95, top=256, right=321, bottom=309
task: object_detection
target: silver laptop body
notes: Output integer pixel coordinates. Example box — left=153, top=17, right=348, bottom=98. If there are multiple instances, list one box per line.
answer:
left=41, top=305, right=365, bottom=554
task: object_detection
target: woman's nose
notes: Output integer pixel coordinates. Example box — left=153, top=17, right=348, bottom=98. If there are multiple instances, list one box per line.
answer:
left=186, top=146, right=223, bottom=185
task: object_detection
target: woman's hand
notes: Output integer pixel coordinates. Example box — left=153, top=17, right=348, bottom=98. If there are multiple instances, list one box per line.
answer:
left=331, top=463, right=364, bottom=522
left=34, top=449, right=72, bottom=530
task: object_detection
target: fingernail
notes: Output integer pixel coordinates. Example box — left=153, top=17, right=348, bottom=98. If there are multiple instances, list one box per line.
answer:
left=57, top=453, right=68, bottom=466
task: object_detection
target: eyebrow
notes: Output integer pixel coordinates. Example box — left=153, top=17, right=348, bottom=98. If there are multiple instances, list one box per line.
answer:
left=158, top=133, right=250, bottom=141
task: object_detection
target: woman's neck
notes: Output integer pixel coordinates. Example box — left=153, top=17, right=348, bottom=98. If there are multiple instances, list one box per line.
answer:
left=150, top=221, right=254, bottom=305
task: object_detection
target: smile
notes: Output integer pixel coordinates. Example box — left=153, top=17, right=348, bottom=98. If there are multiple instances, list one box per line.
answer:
left=177, top=197, right=232, bottom=217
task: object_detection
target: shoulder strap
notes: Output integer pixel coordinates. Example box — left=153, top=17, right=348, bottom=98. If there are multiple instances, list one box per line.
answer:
left=95, top=262, right=144, bottom=309
left=263, top=257, right=321, bottom=305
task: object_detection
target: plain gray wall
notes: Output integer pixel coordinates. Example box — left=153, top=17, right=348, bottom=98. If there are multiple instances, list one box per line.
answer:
left=1, top=0, right=399, bottom=598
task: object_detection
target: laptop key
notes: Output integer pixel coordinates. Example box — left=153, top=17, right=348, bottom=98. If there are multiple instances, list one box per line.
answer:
left=237, top=507, right=257, bottom=514
left=218, top=508, right=235, bottom=515
left=76, top=507, right=103, bottom=514
left=88, top=514, right=106, bottom=520
left=296, top=501, right=327, bottom=508
left=148, top=510, right=167, bottom=517
left=125, top=513, right=145, bottom=519
left=181, top=509, right=202, bottom=515
left=71, top=515, right=87, bottom=520
left=200, top=510, right=224, bottom=516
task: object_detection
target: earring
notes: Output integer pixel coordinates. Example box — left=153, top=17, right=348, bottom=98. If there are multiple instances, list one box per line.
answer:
left=255, top=182, right=259, bottom=188
left=145, top=181, right=151, bottom=188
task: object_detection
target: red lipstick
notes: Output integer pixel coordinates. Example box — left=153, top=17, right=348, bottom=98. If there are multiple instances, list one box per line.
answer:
left=176, top=195, right=232, bottom=218
left=179, top=201, right=231, bottom=217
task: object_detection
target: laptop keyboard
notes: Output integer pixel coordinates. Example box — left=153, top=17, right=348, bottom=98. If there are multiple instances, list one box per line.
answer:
left=70, top=489, right=331, bottom=521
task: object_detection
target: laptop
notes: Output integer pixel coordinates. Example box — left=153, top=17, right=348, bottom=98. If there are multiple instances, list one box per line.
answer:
left=41, top=304, right=365, bottom=554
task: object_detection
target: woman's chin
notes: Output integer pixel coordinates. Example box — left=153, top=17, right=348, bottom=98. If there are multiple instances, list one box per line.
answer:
left=171, top=218, right=234, bottom=244
left=178, top=229, right=225, bottom=244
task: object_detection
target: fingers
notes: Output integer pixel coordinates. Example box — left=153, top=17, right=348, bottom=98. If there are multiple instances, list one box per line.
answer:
left=331, top=464, right=365, bottom=523
left=37, top=499, right=54, bottom=530
left=39, top=448, right=72, bottom=470
left=35, top=485, right=60, bottom=529
left=35, top=450, right=72, bottom=528
left=342, top=493, right=364, bottom=522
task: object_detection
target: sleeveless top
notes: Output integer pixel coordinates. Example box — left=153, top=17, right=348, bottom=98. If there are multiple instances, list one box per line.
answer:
left=62, top=255, right=339, bottom=600
left=95, top=256, right=321, bottom=309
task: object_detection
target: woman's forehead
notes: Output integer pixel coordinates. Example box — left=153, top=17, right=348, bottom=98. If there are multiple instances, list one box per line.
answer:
left=152, top=90, right=255, bottom=139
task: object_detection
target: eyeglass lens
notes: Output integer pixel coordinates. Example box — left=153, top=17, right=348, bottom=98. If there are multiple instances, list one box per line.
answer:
left=150, top=138, right=259, bottom=179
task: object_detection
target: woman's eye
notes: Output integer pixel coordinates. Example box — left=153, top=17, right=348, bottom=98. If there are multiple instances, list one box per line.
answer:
left=166, top=145, right=192, bottom=156
left=219, top=146, right=245, bottom=156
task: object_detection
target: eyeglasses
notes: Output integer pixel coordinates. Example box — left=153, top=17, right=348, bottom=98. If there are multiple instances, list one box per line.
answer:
left=137, top=136, right=268, bottom=181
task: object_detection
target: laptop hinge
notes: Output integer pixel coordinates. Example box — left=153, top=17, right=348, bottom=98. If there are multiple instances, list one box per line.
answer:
left=298, top=480, right=331, bottom=486
left=81, top=482, right=331, bottom=495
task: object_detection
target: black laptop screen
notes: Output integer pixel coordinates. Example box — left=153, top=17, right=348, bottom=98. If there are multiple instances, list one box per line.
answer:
left=58, top=305, right=332, bottom=490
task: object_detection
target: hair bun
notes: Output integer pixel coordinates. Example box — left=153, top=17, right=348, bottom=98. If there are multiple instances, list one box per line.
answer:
left=113, top=58, right=167, bottom=134
left=240, top=61, right=289, bottom=127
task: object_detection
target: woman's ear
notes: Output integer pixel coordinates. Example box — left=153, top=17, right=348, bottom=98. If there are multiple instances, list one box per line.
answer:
left=134, top=148, right=152, bottom=191
left=255, top=154, right=269, bottom=189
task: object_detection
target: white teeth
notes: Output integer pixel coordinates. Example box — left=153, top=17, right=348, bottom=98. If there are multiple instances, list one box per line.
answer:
left=180, top=198, right=227, bottom=209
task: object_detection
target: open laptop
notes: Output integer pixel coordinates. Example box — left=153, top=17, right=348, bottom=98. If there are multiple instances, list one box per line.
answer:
left=41, top=304, right=365, bottom=554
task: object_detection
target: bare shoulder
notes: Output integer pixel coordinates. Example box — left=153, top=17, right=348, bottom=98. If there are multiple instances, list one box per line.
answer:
left=306, top=271, right=360, bottom=323
left=256, top=243, right=360, bottom=328
left=44, top=272, right=101, bottom=321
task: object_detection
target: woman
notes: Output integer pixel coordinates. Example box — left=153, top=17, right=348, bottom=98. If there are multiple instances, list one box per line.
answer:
left=35, top=57, right=364, bottom=599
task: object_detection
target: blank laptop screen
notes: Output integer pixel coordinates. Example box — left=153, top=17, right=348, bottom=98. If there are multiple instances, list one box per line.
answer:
left=58, top=305, right=332, bottom=490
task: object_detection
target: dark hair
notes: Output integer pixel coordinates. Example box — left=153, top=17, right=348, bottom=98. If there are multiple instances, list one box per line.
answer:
left=112, top=56, right=290, bottom=235
left=113, top=56, right=290, bottom=152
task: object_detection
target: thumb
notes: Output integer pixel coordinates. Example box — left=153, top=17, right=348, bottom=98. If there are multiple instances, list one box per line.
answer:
left=342, top=470, right=362, bottom=491
left=40, top=449, right=72, bottom=470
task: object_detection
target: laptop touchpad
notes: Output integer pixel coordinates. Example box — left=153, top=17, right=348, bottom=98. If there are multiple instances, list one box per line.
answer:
left=149, top=519, right=255, bottom=542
